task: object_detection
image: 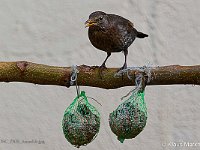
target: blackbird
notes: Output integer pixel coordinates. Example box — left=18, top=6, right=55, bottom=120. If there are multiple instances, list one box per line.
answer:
left=85, top=11, right=148, bottom=71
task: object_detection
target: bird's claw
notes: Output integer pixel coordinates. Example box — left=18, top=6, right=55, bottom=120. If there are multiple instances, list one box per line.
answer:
left=117, top=64, right=127, bottom=72
left=98, top=65, right=107, bottom=79
left=117, top=64, right=127, bottom=80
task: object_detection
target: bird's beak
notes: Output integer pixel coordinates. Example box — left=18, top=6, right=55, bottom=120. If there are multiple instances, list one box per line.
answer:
left=85, top=19, right=97, bottom=28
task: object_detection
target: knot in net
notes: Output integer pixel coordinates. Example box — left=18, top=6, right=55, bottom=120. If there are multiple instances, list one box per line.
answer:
left=109, top=73, right=147, bottom=143
left=62, top=91, right=100, bottom=148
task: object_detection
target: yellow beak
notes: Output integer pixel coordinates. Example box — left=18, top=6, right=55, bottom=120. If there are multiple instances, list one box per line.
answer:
left=85, top=19, right=97, bottom=28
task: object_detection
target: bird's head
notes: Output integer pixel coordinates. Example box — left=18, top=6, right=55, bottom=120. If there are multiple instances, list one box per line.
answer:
left=85, top=11, right=108, bottom=29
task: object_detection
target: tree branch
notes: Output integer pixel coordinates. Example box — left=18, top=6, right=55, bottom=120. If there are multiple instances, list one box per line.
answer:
left=0, top=61, right=199, bottom=89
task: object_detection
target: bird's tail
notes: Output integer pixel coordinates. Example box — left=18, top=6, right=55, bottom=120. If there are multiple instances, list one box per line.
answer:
left=137, top=31, right=148, bottom=38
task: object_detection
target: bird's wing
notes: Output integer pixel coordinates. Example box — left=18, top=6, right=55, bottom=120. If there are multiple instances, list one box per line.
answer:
left=108, top=14, right=136, bottom=49
left=108, top=14, right=134, bottom=28
left=127, top=21, right=134, bottom=31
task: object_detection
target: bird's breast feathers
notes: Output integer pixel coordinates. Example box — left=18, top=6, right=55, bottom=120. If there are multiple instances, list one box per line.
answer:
left=89, top=26, right=125, bottom=52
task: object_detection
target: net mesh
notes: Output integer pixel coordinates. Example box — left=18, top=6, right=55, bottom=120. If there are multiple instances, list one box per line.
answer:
left=62, top=91, right=100, bottom=148
left=109, top=89, right=147, bottom=143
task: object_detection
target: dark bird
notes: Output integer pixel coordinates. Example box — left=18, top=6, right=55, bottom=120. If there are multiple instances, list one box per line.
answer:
left=85, top=11, right=148, bottom=71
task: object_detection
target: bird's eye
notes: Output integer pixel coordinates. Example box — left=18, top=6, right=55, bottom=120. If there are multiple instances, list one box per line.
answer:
left=99, top=16, right=103, bottom=20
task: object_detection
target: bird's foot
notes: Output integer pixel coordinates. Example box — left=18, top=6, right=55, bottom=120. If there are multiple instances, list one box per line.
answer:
left=117, top=64, right=127, bottom=72
left=117, top=64, right=127, bottom=80
left=98, top=64, right=107, bottom=79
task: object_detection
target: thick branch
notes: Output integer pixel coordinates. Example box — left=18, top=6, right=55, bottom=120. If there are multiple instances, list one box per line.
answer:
left=0, top=61, right=199, bottom=89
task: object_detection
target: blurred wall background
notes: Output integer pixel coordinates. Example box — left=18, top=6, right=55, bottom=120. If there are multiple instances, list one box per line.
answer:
left=0, top=0, right=200, bottom=150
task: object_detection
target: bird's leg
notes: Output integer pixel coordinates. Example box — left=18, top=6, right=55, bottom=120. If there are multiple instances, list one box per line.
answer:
left=119, top=49, right=128, bottom=70
left=99, top=52, right=111, bottom=78
left=100, top=52, right=111, bottom=68
left=117, top=49, right=128, bottom=80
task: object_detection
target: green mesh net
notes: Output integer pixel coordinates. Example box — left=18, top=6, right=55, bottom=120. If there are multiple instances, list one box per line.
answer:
left=109, top=89, right=147, bottom=143
left=62, top=91, right=100, bottom=148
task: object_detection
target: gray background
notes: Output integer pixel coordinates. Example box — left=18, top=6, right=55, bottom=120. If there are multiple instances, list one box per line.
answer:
left=0, top=0, right=200, bottom=150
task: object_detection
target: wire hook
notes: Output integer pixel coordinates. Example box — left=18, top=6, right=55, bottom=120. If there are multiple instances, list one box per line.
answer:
left=70, top=65, right=80, bottom=97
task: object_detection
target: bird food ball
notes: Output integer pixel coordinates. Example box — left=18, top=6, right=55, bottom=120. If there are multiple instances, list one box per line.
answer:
left=62, top=91, right=100, bottom=148
left=109, top=91, right=147, bottom=143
